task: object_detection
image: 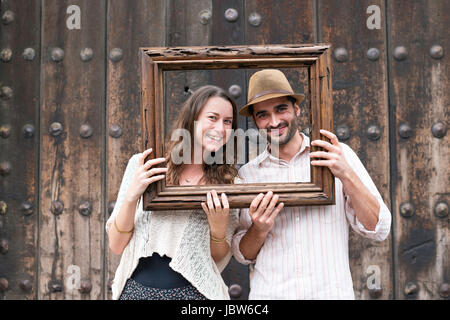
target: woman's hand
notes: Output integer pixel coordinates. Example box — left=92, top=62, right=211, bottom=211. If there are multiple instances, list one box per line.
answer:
left=125, top=148, right=168, bottom=203
left=201, top=190, right=229, bottom=240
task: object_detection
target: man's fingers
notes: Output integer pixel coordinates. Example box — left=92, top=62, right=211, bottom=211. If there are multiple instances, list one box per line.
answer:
left=258, top=191, right=273, bottom=213
left=309, top=151, right=335, bottom=160
left=262, top=194, right=279, bottom=218
left=249, top=193, right=265, bottom=216
left=311, top=139, right=336, bottom=151
left=311, top=160, right=334, bottom=167
left=273, top=202, right=284, bottom=215
left=320, top=129, right=339, bottom=145
left=268, top=202, right=284, bottom=222
left=252, top=191, right=273, bottom=220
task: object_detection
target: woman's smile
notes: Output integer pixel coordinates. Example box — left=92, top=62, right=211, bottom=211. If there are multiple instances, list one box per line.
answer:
left=205, top=132, right=224, bottom=142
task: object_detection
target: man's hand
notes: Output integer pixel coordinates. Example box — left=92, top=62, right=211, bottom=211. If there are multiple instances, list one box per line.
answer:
left=249, top=191, right=284, bottom=237
left=310, top=129, right=352, bottom=180
left=310, top=129, right=380, bottom=231
left=238, top=191, right=284, bottom=261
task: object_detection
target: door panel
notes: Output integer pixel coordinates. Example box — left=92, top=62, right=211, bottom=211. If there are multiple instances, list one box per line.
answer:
left=319, top=0, right=392, bottom=299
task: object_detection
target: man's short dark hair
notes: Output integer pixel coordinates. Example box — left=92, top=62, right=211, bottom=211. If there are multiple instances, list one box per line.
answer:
left=286, top=96, right=297, bottom=107
left=248, top=95, right=297, bottom=117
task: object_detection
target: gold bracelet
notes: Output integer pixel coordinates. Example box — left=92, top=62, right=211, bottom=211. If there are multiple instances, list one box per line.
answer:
left=210, top=233, right=226, bottom=243
left=114, top=218, right=134, bottom=234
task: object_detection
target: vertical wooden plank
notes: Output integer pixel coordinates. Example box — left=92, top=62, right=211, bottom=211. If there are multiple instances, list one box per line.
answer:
left=106, top=0, right=165, bottom=299
left=240, top=0, right=315, bottom=180
left=211, top=0, right=247, bottom=133
left=164, top=0, right=212, bottom=137
left=210, top=0, right=249, bottom=300
left=40, top=0, right=106, bottom=299
left=320, top=0, right=393, bottom=299
left=244, top=0, right=314, bottom=146
left=0, top=0, right=40, bottom=299
left=387, top=0, right=449, bottom=300
left=245, top=0, right=315, bottom=44
left=231, top=0, right=315, bottom=300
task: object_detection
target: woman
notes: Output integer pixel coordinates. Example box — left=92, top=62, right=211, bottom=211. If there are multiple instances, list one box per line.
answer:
left=106, top=85, right=239, bottom=300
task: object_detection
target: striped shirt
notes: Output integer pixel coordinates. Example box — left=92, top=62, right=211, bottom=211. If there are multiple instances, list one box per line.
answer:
left=231, top=133, right=392, bottom=299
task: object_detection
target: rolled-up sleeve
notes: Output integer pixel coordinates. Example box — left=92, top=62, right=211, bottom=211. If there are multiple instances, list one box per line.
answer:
left=105, top=154, right=139, bottom=233
left=345, top=194, right=392, bottom=241
left=341, top=143, right=392, bottom=241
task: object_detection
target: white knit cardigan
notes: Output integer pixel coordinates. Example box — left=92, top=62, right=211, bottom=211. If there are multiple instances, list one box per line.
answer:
left=105, top=154, right=238, bottom=300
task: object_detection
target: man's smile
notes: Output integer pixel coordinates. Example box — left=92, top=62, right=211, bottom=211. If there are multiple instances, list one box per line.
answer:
left=269, top=124, right=288, bottom=136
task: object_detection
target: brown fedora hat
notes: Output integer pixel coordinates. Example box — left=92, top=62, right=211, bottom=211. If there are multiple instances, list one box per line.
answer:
left=239, top=69, right=305, bottom=117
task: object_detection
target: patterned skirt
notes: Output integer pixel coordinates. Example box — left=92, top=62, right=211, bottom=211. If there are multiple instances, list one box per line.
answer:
left=119, top=278, right=208, bottom=300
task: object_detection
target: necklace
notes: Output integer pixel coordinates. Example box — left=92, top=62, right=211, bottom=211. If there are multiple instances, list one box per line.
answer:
left=182, top=174, right=203, bottom=185
left=180, top=166, right=204, bottom=185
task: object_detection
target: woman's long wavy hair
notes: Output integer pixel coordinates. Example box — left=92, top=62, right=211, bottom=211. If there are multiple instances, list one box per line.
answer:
left=165, top=85, right=239, bottom=185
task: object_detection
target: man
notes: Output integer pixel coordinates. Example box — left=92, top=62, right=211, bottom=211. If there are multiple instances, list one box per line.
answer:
left=231, top=69, right=391, bottom=299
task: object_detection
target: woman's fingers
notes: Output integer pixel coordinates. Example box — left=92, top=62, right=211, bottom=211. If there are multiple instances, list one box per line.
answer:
left=211, top=190, right=222, bottom=214
left=204, top=191, right=230, bottom=215
left=201, top=202, right=209, bottom=215
left=206, top=191, right=214, bottom=211
left=145, top=174, right=166, bottom=185
left=146, top=167, right=168, bottom=177
left=140, top=148, right=153, bottom=166
left=205, top=192, right=229, bottom=241
left=143, top=157, right=166, bottom=170
left=221, top=193, right=229, bottom=212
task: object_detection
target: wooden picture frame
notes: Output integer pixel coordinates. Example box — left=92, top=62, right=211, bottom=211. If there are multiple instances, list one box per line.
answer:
left=139, top=44, right=334, bottom=210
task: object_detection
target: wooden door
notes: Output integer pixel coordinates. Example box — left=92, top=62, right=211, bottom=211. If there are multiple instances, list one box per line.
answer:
left=0, top=0, right=447, bottom=300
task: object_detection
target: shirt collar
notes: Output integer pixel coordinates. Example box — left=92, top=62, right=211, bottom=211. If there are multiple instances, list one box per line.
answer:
left=255, top=132, right=310, bottom=166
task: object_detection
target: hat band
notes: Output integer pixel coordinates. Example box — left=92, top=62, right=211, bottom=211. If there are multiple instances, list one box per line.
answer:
left=248, top=89, right=294, bottom=104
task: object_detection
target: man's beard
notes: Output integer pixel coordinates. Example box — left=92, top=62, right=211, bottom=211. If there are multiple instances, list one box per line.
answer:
left=265, top=116, right=299, bottom=146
